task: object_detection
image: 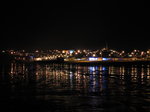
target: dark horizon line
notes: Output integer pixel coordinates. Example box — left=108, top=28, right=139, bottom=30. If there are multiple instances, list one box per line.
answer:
left=1, top=48, right=150, bottom=52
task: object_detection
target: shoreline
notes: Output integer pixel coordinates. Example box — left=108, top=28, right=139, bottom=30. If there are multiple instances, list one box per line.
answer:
left=31, top=60, right=150, bottom=66
left=1, top=59, right=150, bottom=66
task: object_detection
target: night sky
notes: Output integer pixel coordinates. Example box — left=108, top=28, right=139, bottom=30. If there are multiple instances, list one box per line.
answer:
left=1, top=1, right=150, bottom=51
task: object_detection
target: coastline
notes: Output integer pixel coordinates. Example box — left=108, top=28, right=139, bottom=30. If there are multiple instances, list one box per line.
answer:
left=30, top=60, right=150, bottom=66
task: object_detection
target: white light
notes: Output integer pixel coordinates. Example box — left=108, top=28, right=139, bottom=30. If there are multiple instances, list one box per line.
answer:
left=93, top=54, right=96, bottom=57
left=89, top=57, right=98, bottom=61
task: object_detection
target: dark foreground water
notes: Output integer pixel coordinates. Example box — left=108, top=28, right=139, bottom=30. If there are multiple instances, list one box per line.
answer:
left=0, top=62, right=150, bottom=112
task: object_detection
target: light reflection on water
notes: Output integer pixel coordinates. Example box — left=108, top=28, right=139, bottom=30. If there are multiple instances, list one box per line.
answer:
left=0, top=63, right=150, bottom=112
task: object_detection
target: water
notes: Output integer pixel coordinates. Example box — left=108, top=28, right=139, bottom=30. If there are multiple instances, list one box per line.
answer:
left=0, top=62, right=150, bottom=112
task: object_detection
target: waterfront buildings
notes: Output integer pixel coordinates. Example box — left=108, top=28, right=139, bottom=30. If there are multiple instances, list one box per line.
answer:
left=1, top=48, right=150, bottom=62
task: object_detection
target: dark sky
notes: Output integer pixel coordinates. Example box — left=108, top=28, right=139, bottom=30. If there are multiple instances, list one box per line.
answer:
left=1, top=1, right=150, bottom=51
